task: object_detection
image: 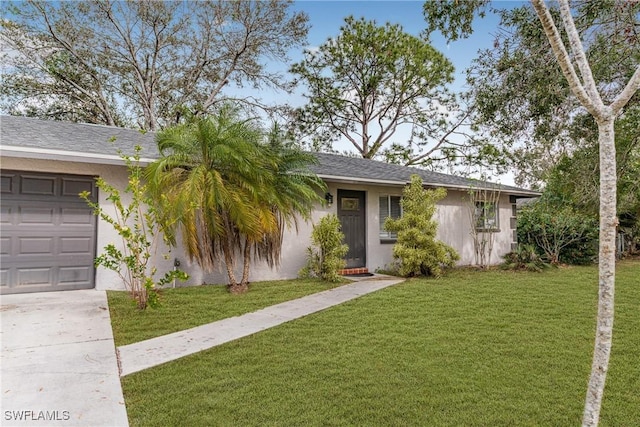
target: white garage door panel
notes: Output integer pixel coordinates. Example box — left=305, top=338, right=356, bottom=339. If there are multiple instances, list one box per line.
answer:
left=0, top=171, right=97, bottom=294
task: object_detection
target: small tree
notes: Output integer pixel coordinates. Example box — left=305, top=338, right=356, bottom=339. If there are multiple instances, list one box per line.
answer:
left=299, top=214, right=349, bottom=282
left=466, top=182, right=501, bottom=268
left=385, top=175, right=459, bottom=277
left=146, top=109, right=324, bottom=294
left=518, top=196, right=598, bottom=265
left=81, top=145, right=188, bottom=309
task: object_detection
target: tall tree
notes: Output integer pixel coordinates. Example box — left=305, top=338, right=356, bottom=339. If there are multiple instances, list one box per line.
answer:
left=146, top=108, right=323, bottom=294
left=465, top=2, right=639, bottom=188
left=530, top=3, right=639, bottom=423
left=467, top=1, right=639, bottom=245
left=1, top=0, right=308, bottom=130
left=424, top=1, right=640, bottom=425
left=290, top=16, right=479, bottom=168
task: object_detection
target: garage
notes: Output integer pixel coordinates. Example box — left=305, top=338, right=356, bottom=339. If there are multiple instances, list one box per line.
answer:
left=0, top=170, right=97, bottom=294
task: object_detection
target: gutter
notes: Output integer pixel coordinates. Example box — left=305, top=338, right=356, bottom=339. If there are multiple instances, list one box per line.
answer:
left=0, top=145, right=156, bottom=166
left=317, top=173, right=541, bottom=197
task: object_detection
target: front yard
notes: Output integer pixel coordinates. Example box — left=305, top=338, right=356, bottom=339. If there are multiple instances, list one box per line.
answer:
left=116, top=262, right=639, bottom=426
left=108, top=278, right=346, bottom=346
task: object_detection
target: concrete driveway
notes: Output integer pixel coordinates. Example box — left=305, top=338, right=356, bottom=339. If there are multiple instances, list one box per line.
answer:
left=0, top=290, right=128, bottom=427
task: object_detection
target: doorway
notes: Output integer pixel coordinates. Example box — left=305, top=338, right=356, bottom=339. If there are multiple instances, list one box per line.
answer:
left=337, top=190, right=366, bottom=268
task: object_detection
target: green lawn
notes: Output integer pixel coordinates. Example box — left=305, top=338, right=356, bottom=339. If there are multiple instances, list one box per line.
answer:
left=119, top=262, right=639, bottom=426
left=108, top=278, right=346, bottom=346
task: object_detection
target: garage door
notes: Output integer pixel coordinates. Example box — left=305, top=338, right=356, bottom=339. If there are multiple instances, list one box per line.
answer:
left=1, top=171, right=97, bottom=294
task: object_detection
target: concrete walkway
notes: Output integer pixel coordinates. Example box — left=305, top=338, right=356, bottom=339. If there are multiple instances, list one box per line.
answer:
left=118, top=275, right=403, bottom=376
left=0, top=290, right=128, bottom=427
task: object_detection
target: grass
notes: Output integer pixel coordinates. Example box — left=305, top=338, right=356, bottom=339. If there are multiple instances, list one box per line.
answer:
left=108, top=278, right=346, bottom=346
left=119, top=262, right=639, bottom=426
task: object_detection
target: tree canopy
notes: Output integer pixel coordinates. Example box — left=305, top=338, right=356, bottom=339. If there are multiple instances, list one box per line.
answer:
left=1, top=0, right=308, bottom=130
left=465, top=1, right=639, bottom=188
left=290, top=16, right=481, bottom=168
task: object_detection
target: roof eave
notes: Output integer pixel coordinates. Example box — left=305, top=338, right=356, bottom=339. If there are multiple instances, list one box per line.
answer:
left=318, top=173, right=540, bottom=197
left=1, top=145, right=541, bottom=197
left=0, top=146, right=155, bottom=166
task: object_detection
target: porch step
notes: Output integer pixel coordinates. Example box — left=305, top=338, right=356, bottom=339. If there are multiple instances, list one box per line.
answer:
left=339, top=267, right=369, bottom=276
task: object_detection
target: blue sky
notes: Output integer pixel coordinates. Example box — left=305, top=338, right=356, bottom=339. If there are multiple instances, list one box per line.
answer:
left=288, top=1, right=519, bottom=92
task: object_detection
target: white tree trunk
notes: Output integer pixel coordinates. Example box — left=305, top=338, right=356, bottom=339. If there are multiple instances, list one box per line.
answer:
left=583, top=117, right=617, bottom=426
left=530, top=1, right=639, bottom=425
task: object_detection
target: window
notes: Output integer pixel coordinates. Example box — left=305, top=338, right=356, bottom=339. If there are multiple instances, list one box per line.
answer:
left=475, top=201, right=499, bottom=231
left=379, top=195, right=402, bottom=240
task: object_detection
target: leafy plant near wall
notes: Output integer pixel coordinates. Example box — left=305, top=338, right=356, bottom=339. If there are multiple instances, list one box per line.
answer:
left=384, top=174, right=459, bottom=277
left=299, top=214, right=349, bottom=282
left=80, top=145, right=188, bottom=310
left=517, top=195, right=598, bottom=265
left=501, top=244, right=550, bottom=272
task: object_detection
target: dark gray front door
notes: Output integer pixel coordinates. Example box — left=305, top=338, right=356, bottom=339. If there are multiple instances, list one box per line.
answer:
left=0, top=171, right=97, bottom=294
left=337, top=190, right=366, bottom=268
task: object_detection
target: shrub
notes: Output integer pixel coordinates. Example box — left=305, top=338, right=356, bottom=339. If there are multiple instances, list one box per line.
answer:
left=375, top=261, right=402, bottom=276
left=517, top=196, right=598, bottom=265
left=501, top=244, right=551, bottom=272
left=80, top=145, right=188, bottom=309
left=299, top=214, right=349, bottom=282
left=385, top=175, right=460, bottom=277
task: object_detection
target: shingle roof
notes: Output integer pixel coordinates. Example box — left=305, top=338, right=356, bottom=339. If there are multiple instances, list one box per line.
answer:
left=310, top=152, right=538, bottom=195
left=0, top=115, right=539, bottom=196
left=1, top=114, right=158, bottom=159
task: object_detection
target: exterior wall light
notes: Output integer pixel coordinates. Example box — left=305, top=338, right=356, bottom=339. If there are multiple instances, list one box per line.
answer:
left=325, top=192, right=334, bottom=206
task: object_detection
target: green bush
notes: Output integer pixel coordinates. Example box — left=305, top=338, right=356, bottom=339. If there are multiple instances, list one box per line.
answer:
left=299, top=214, right=349, bottom=282
left=385, top=175, right=459, bottom=277
left=501, top=244, right=551, bottom=272
left=517, top=196, right=598, bottom=265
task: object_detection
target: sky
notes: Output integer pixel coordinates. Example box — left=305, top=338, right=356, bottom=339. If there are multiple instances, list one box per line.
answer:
left=290, top=0, right=505, bottom=91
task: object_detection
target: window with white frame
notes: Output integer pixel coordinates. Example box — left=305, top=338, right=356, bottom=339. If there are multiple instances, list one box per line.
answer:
left=475, top=201, right=499, bottom=231
left=379, top=195, right=402, bottom=240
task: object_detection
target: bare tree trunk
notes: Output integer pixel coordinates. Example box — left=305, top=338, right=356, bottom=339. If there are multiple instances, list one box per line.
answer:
left=240, top=236, right=252, bottom=287
left=583, top=117, right=617, bottom=426
left=221, top=240, right=242, bottom=294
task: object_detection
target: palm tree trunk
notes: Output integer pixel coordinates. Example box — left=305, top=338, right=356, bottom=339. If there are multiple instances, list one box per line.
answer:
left=240, top=236, right=252, bottom=288
left=221, top=239, right=243, bottom=293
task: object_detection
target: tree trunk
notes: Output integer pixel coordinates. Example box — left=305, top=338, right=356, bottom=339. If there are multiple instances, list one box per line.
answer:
left=240, top=236, right=252, bottom=288
left=583, top=117, right=617, bottom=427
left=221, top=240, right=244, bottom=293
left=228, top=281, right=249, bottom=294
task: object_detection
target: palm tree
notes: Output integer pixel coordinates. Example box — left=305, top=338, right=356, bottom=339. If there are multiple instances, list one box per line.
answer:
left=239, top=125, right=326, bottom=285
left=147, top=109, right=324, bottom=293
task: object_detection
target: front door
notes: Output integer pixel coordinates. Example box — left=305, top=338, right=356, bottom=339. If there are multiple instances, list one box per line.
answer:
left=337, top=190, right=366, bottom=268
